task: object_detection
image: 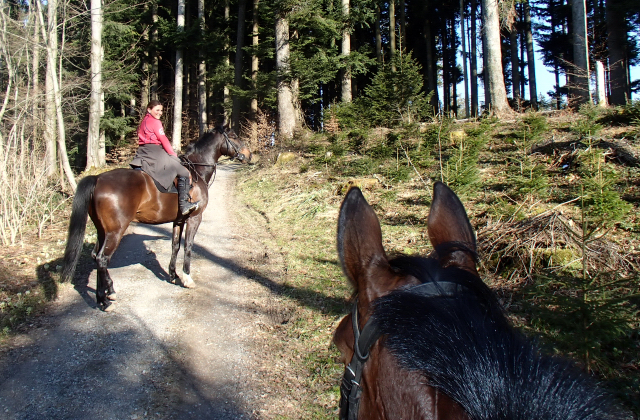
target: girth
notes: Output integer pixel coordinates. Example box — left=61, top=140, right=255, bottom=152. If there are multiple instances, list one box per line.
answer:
left=339, top=280, right=469, bottom=420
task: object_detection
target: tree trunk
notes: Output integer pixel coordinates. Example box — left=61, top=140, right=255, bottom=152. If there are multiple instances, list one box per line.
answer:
left=424, top=18, right=439, bottom=109
left=341, top=0, right=352, bottom=102
left=375, top=3, right=382, bottom=63
left=523, top=0, right=537, bottom=109
left=470, top=0, right=478, bottom=116
left=36, top=0, right=76, bottom=191
left=460, top=0, right=469, bottom=118
left=150, top=0, right=158, bottom=100
left=172, top=0, right=185, bottom=152
left=606, top=0, right=629, bottom=105
left=44, top=0, right=57, bottom=176
left=32, top=5, right=41, bottom=142
left=399, top=0, right=405, bottom=49
left=509, top=28, right=521, bottom=109
left=442, top=19, right=450, bottom=111
left=571, top=0, right=590, bottom=106
left=389, top=0, right=396, bottom=71
left=275, top=14, right=297, bottom=139
left=249, top=0, right=259, bottom=144
left=481, top=0, right=511, bottom=115
left=223, top=0, right=231, bottom=125
left=86, top=0, right=104, bottom=170
left=197, top=0, right=207, bottom=135
left=232, top=0, right=247, bottom=133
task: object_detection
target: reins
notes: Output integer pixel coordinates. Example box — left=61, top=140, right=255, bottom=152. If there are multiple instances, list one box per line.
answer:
left=339, top=279, right=470, bottom=420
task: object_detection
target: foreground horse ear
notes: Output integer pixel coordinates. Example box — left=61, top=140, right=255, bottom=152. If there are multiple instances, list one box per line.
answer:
left=428, top=182, right=477, bottom=273
left=337, top=188, right=393, bottom=302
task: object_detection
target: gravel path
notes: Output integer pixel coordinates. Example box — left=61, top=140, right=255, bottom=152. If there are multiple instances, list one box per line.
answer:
left=0, top=163, right=271, bottom=420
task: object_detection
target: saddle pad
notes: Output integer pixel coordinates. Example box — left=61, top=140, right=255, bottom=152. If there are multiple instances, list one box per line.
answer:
left=133, top=167, right=178, bottom=194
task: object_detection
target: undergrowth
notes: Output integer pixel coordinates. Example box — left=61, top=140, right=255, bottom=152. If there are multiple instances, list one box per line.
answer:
left=238, top=110, right=639, bottom=418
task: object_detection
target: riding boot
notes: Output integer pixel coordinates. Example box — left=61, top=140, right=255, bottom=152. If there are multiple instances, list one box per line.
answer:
left=177, top=176, right=200, bottom=216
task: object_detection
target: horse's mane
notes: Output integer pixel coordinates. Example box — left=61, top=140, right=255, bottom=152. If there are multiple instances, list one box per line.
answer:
left=373, top=256, right=624, bottom=420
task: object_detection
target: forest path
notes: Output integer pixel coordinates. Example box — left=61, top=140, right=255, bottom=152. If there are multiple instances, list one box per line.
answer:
left=0, top=163, right=274, bottom=420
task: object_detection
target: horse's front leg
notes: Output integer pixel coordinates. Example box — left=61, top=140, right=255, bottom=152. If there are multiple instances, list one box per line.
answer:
left=169, top=222, right=184, bottom=285
left=181, top=214, right=202, bottom=289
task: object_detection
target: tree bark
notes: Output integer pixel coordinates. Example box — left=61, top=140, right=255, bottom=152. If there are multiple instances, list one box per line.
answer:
left=197, top=0, right=207, bottom=135
left=606, top=0, right=629, bottom=105
left=341, top=0, right=352, bottom=102
left=481, top=0, right=511, bottom=115
left=509, top=28, right=521, bottom=108
left=44, top=0, right=57, bottom=177
left=140, top=2, right=149, bottom=114
left=470, top=0, right=478, bottom=116
left=375, top=3, right=382, bottom=63
left=460, top=0, right=470, bottom=117
left=223, top=0, right=231, bottom=125
left=150, top=0, right=158, bottom=100
left=275, top=14, right=297, bottom=139
left=249, top=0, right=259, bottom=143
left=32, top=5, right=41, bottom=142
left=571, top=0, right=590, bottom=106
left=172, top=0, right=185, bottom=152
left=36, top=0, right=76, bottom=191
left=424, top=17, right=439, bottom=109
left=523, top=0, right=537, bottom=109
left=232, top=0, right=247, bottom=133
left=86, top=0, right=104, bottom=170
left=389, top=0, right=396, bottom=71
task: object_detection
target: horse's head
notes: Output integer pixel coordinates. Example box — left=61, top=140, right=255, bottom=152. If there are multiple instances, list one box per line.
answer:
left=334, top=182, right=622, bottom=420
left=333, top=182, right=478, bottom=420
left=217, top=126, right=252, bottom=164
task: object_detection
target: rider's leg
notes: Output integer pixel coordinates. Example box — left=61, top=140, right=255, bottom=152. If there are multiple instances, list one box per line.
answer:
left=176, top=175, right=200, bottom=216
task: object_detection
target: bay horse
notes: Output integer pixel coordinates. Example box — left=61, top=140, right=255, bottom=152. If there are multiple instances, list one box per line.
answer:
left=334, top=183, right=624, bottom=420
left=62, top=127, right=251, bottom=311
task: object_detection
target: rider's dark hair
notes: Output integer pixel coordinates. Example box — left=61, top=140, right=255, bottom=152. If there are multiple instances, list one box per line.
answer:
left=146, top=100, right=162, bottom=110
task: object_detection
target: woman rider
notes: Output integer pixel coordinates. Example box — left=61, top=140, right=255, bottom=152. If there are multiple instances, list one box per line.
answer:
left=130, top=100, right=199, bottom=216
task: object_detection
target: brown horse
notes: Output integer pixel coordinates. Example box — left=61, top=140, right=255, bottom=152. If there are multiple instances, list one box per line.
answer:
left=62, top=127, right=251, bottom=311
left=334, top=183, right=623, bottom=420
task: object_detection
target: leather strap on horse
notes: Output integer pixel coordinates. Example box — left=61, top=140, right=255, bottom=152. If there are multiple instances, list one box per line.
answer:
left=339, top=280, right=470, bottom=420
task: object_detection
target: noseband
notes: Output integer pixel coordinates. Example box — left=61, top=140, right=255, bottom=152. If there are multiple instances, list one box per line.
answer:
left=339, top=280, right=470, bottom=420
left=221, top=130, right=245, bottom=162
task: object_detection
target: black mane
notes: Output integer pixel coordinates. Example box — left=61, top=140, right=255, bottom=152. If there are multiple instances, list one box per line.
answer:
left=373, top=256, right=624, bottom=420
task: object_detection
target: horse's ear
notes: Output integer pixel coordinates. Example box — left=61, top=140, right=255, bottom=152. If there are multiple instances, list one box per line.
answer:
left=338, top=188, right=394, bottom=304
left=427, top=182, right=478, bottom=273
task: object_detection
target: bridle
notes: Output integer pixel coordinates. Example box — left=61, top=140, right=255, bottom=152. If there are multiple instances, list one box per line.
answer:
left=180, top=129, right=246, bottom=188
left=339, top=279, right=470, bottom=420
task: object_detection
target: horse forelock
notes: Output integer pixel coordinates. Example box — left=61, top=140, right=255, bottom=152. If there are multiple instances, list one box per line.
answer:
left=371, top=256, right=623, bottom=420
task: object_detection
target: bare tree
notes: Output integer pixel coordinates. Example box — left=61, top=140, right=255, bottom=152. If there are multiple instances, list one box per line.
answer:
left=275, top=12, right=298, bottom=139
left=249, top=0, right=260, bottom=143
left=341, top=0, right=352, bottom=103
left=571, top=0, right=590, bottom=106
left=232, top=0, right=247, bottom=133
left=197, top=0, right=207, bottom=134
left=481, top=0, right=511, bottom=116
left=86, top=0, right=104, bottom=170
left=172, top=0, right=185, bottom=151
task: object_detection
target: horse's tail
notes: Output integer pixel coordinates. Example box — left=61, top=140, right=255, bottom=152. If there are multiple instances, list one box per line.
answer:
left=61, top=176, right=97, bottom=283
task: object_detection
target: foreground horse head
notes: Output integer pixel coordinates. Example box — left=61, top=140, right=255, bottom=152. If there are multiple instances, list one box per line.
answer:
left=62, top=127, right=251, bottom=311
left=334, top=183, right=623, bottom=420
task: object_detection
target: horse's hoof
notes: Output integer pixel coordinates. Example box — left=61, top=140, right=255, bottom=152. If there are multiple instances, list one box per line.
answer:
left=181, top=273, right=196, bottom=289
left=107, top=293, right=117, bottom=301
left=100, top=301, right=116, bottom=312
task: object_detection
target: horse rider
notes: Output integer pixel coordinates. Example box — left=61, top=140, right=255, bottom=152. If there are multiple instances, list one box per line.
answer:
left=130, top=100, right=199, bottom=216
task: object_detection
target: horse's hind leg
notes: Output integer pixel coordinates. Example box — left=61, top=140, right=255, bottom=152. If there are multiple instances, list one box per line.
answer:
left=95, top=230, right=125, bottom=311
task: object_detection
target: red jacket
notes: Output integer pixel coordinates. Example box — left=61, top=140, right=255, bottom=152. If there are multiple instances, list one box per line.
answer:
left=137, top=113, right=177, bottom=156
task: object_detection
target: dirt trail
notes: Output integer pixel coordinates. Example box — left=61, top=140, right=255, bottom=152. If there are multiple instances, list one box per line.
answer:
left=0, top=163, right=275, bottom=420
